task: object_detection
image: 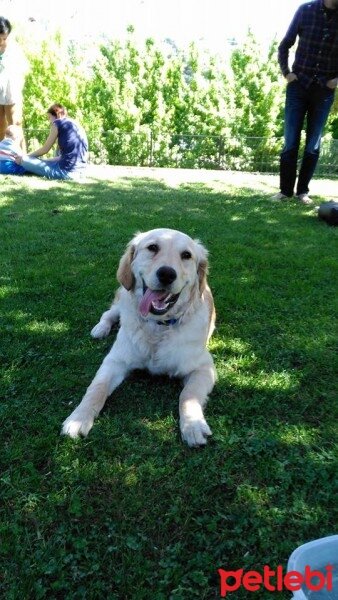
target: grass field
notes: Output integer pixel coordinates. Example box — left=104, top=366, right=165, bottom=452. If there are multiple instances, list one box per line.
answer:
left=1, top=169, right=337, bottom=599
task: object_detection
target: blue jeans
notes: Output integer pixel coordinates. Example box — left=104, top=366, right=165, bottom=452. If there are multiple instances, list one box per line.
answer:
left=280, top=81, right=335, bottom=196
left=20, top=157, right=74, bottom=180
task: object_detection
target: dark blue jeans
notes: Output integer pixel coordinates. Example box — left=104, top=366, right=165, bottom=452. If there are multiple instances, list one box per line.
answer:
left=280, top=81, right=335, bottom=197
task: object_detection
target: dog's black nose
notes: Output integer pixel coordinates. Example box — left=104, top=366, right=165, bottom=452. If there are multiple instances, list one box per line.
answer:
left=156, top=266, right=177, bottom=286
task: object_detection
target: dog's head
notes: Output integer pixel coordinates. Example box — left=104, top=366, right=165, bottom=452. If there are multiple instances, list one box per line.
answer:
left=117, top=228, right=209, bottom=318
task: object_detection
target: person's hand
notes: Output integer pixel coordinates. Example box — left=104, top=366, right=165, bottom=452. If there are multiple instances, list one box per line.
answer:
left=14, top=154, right=23, bottom=164
left=327, top=78, right=338, bottom=89
left=285, top=72, right=298, bottom=83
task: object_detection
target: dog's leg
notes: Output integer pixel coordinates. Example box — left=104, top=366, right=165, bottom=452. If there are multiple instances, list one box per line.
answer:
left=179, top=362, right=216, bottom=447
left=91, top=304, right=120, bottom=339
left=61, top=347, right=128, bottom=438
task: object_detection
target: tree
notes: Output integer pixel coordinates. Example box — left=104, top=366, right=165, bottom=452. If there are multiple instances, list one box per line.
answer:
left=230, top=32, right=285, bottom=169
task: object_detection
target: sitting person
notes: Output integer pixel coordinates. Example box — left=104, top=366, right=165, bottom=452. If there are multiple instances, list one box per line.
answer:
left=0, top=124, right=26, bottom=174
left=15, top=103, right=88, bottom=180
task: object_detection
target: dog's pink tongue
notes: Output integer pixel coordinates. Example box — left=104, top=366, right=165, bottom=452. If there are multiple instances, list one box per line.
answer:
left=139, top=289, right=166, bottom=316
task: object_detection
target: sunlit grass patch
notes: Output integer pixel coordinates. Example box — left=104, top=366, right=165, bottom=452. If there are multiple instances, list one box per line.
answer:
left=222, top=365, right=299, bottom=393
left=24, top=320, right=69, bottom=334
left=0, top=284, right=20, bottom=298
left=276, top=424, right=318, bottom=446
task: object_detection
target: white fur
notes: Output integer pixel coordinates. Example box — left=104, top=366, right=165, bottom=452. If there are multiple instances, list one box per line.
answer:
left=62, top=228, right=216, bottom=447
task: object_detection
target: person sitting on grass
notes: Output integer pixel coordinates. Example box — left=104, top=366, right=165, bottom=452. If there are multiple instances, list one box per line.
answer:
left=14, top=103, right=88, bottom=180
left=0, top=124, right=26, bottom=174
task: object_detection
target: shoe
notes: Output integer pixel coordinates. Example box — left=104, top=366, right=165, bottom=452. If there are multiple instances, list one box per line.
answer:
left=270, top=192, right=290, bottom=201
left=297, top=193, right=312, bottom=205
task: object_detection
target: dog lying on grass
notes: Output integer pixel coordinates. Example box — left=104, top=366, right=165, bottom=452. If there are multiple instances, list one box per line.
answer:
left=62, top=228, right=216, bottom=447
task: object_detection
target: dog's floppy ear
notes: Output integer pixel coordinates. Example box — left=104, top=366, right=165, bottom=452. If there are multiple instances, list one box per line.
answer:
left=195, top=240, right=209, bottom=294
left=198, top=258, right=208, bottom=293
left=117, top=243, right=135, bottom=290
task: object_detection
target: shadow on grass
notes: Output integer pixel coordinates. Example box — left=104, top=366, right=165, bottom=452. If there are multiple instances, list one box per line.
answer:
left=1, top=173, right=337, bottom=599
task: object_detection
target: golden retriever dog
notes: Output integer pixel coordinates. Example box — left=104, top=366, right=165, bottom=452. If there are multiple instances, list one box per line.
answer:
left=62, top=228, right=216, bottom=447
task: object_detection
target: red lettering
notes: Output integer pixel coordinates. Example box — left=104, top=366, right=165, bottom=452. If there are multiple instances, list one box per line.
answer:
left=218, top=563, right=333, bottom=596
left=263, top=565, right=276, bottom=591
left=305, top=566, right=325, bottom=591
left=218, top=569, right=243, bottom=597
left=284, top=571, right=303, bottom=591
left=242, top=571, right=263, bottom=591
left=277, top=565, right=284, bottom=591
left=326, top=565, right=333, bottom=591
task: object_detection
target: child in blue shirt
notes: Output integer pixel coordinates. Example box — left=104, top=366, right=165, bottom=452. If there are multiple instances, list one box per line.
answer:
left=0, top=124, right=26, bottom=174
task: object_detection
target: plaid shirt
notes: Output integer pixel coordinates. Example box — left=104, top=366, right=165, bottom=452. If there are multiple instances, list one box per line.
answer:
left=278, top=0, right=338, bottom=88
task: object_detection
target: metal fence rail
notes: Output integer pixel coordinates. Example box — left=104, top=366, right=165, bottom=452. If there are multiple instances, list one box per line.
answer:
left=25, top=129, right=338, bottom=177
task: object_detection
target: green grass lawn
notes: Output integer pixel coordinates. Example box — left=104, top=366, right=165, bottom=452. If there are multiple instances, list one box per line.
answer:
left=1, top=171, right=337, bottom=599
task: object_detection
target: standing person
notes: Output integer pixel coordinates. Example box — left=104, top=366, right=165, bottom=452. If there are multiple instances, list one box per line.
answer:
left=0, top=16, right=28, bottom=150
left=272, top=0, right=338, bottom=204
left=0, top=124, right=26, bottom=174
left=15, top=103, right=88, bottom=180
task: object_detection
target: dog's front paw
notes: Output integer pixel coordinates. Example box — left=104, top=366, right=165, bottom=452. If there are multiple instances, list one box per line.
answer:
left=180, top=417, right=212, bottom=448
left=90, top=321, right=111, bottom=339
left=61, top=409, right=94, bottom=438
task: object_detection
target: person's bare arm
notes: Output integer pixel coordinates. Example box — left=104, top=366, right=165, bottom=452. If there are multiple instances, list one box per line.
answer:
left=29, top=125, right=58, bottom=157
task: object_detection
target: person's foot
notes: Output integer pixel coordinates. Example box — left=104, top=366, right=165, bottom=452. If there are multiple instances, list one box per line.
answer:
left=270, top=192, right=291, bottom=201
left=297, top=193, right=312, bottom=205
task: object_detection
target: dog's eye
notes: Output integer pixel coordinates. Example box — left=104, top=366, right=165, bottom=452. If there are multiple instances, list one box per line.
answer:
left=181, top=250, right=192, bottom=260
left=147, top=244, right=159, bottom=253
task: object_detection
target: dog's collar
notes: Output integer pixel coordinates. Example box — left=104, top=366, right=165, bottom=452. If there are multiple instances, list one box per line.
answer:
left=155, top=317, right=180, bottom=326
